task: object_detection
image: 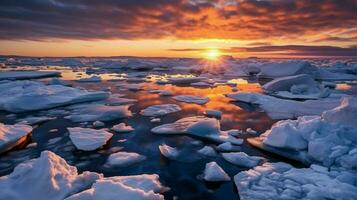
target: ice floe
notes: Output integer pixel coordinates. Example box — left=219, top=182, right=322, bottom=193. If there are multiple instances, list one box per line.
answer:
left=203, top=162, right=231, bottom=182
left=204, top=109, right=222, bottom=118
left=158, top=144, right=180, bottom=160
left=140, top=104, right=181, bottom=117
left=68, top=127, right=113, bottom=151
left=111, top=123, right=134, bottom=133
left=197, top=146, right=217, bottom=157
left=234, top=162, right=357, bottom=200
left=227, top=92, right=342, bottom=119
left=0, top=70, right=60, bottom=80
left=173, top=95, right=209, bottom=105
left=77, top=76, right=102, bottom=82
left=217, top=142, right=241, bottom=152
left=152, top=116, right=243, bottom=145
left=248, top=97, right=357, bottom=169
left=222, top=152, right=264, bottom=168
left=0, top=123, right=32, bottom=154
left=0, top=80, right=109, bottom=113
left=106, top=152, right=146, bottom=167
left=257, top=61, right=316, bottom=78
left=168, top=76, right=206, bottom=84
left=66, top=104, right=132, bottom=122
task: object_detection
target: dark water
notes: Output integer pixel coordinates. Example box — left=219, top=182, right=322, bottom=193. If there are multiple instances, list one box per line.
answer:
left=0, top=66, right=345, bottom=200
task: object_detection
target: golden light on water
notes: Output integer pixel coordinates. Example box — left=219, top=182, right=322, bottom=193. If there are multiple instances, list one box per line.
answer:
left=205, top=49, right=221, bottom=60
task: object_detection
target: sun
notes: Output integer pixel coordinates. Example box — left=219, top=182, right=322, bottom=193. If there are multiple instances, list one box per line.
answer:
left=205, top=49, right=221, bottom=60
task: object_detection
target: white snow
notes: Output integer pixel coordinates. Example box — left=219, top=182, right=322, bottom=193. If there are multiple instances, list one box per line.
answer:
left=173, top=95, right=209, bottom=105
left=66, top=104, right=132, bottom=122
left=0, top=71, right=60, bottom=80
left=248, top=97, right=357, bottom=169
left=217, top=142, right=241, bottom=152
left=140, top=104, right=181, bottom=117
left=106, top=152, right=146, bottom=167
left=152, top=116, right=244, bottom=145
left=258, top=61, right=316, bottom=78
left=0, top=81, right=109, bottom=113
left=227, top=92, right=341, bottom=119
left=0, top=123, right=32, bottom=154
left=68, top=127, right=113, bottom=151
left=203, top=162, right=231, bottom=182
left=222, top=152, right=264, bottom=168
left=111, top=123, right=134, bottom=133
left=234, top=162, right=357, bottom=200
left=93, top=121, right=105, bottom=128
left=0, top=151, right=102, bottom=200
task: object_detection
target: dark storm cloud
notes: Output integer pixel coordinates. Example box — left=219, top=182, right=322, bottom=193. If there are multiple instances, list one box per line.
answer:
left=0, top=0, right=356, bottom=41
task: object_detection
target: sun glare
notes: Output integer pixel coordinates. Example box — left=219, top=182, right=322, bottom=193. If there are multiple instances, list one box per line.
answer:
left=205, top=49, right=221, bottom=60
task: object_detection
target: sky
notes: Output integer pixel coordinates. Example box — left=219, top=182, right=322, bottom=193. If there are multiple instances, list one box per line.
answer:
left=0, top=0, right=356, bottom=58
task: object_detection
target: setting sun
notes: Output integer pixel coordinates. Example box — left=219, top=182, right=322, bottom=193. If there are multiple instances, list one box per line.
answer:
left=205, top=49, right=221, bottom=60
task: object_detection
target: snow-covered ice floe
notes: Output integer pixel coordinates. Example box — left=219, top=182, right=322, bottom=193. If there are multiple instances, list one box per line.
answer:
left=0, top=123, right=32, bottom=154
left=168, top=76, right=206, bottom=85
left=106, top=152, right=146, bottom=167
left=111, top=123, right=134, bottom=133
left=0, top=151, right=166, bottom=200
left=227, top=92, right=341, bottom=119
left=203, top=161, right=230, bottom=182
left=173, top=95, right=209, bottom=105
left=158, top=144, right=180, bottom=160
left=152, top=116, right=243, bottom=145
left=248, top=97, right=357, bottom=170
left=140, top=104, right=181, bottom=117
left=0, top=81, right=109, bottom=113
left=263, top=74, right=330, bottom=100
left=197, top=146, right=217, bottom=157
left=66, top=104, right=132, bottom=122
left=77, top=76, right=102, bottom=82
left=68, top=127, right=113, bottom=151
left=0, top=70, right=60, bottom=80
left=234, top=162, right=357, bottom=200
left=204, top=109, right=222, bottom=118
left=222, top=152, right=264, bottom=168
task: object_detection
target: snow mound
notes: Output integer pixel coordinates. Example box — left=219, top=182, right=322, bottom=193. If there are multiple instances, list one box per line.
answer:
left=258, top=61, right=316, bottom=78
left=203, top=162, right=231, bottom=182
left=106, top=152, right=146, bottom=167
left=0, top=123, right=32, bottom=154
left=68, top=127, right=113, bottom=151
left=66, top=104, right=132, bottom=122
left=227, top=92, right=340, bottom=119
left=0, top=151, right=102, bottom=200
left=173, top=95, right=209, bottom=105
left=234, top=162, right=357, bottom=200
left=152, top=116, right=243, bottom=145
left=0, top=81, right=109, bottom=113
left=222, top=152, right=264, bottom=168
left=248, top=97, right=357, bottom=169
left=140, top=104, right=181, bottom=117
left=0, top=71, right=60, bottom=80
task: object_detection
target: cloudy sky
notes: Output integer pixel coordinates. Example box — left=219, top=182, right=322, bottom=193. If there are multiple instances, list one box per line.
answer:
left=0, top=0, right=356, bottom=57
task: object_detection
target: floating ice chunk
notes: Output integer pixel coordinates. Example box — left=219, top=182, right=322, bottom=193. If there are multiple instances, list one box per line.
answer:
left=217, top=142, right=241, bottom=152
left=140, top=104, right=181, bottom=117
left=204, top=109, right=222, bottom=118
left=106, top=96, right=137, bottom=105
left=222, top=152, right=264, bottom=168
left=234, top=162, right=357, bottom=200
left=203, top=162, right=231, bottom=182
left=48, top=77, right=71, bottom=86
left=159, top=144, right=180, bottom=160
left=66, top=104, right=132, bottom=122
left=150, top=118, right=161, bottom=123
left=159, top=90, right=173, bottom=96
left=190, top=81, right=211, bottom=87
left=93, top=121, right=105, bottom=128
left=227, top=92, right=340, bottom=119
left=106, top=152, right=146, bottom=167
left=0, top=151, right=102, bottom=200
left=0, top=71, right=60, bottom=80
left=198, top=146, right=217, bottom=157
left=263, top=74, right=329, bottom=100
left=0, top=81, right=109, bottom=113
left=17, top=116, right=55, bottom=125
left=77, top=76, right=102, bottom=82
left=152, top=116, right=243, bottom=144
left=248, top=97, right=357, bottom=169
left=173, top=95, right=209, bottom=105
left=68, top=127, right=113, bottom=151
left=245, top=128, right=257, bottom=134
left=258, top=61, right=316, bottom=78
left=0, top=123, right=32, bottom=154
left=111, top=123, right=134, bottom=133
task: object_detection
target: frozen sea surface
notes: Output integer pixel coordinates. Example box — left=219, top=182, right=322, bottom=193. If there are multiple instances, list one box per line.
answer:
left=0, top=56, right=356, bottom=200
